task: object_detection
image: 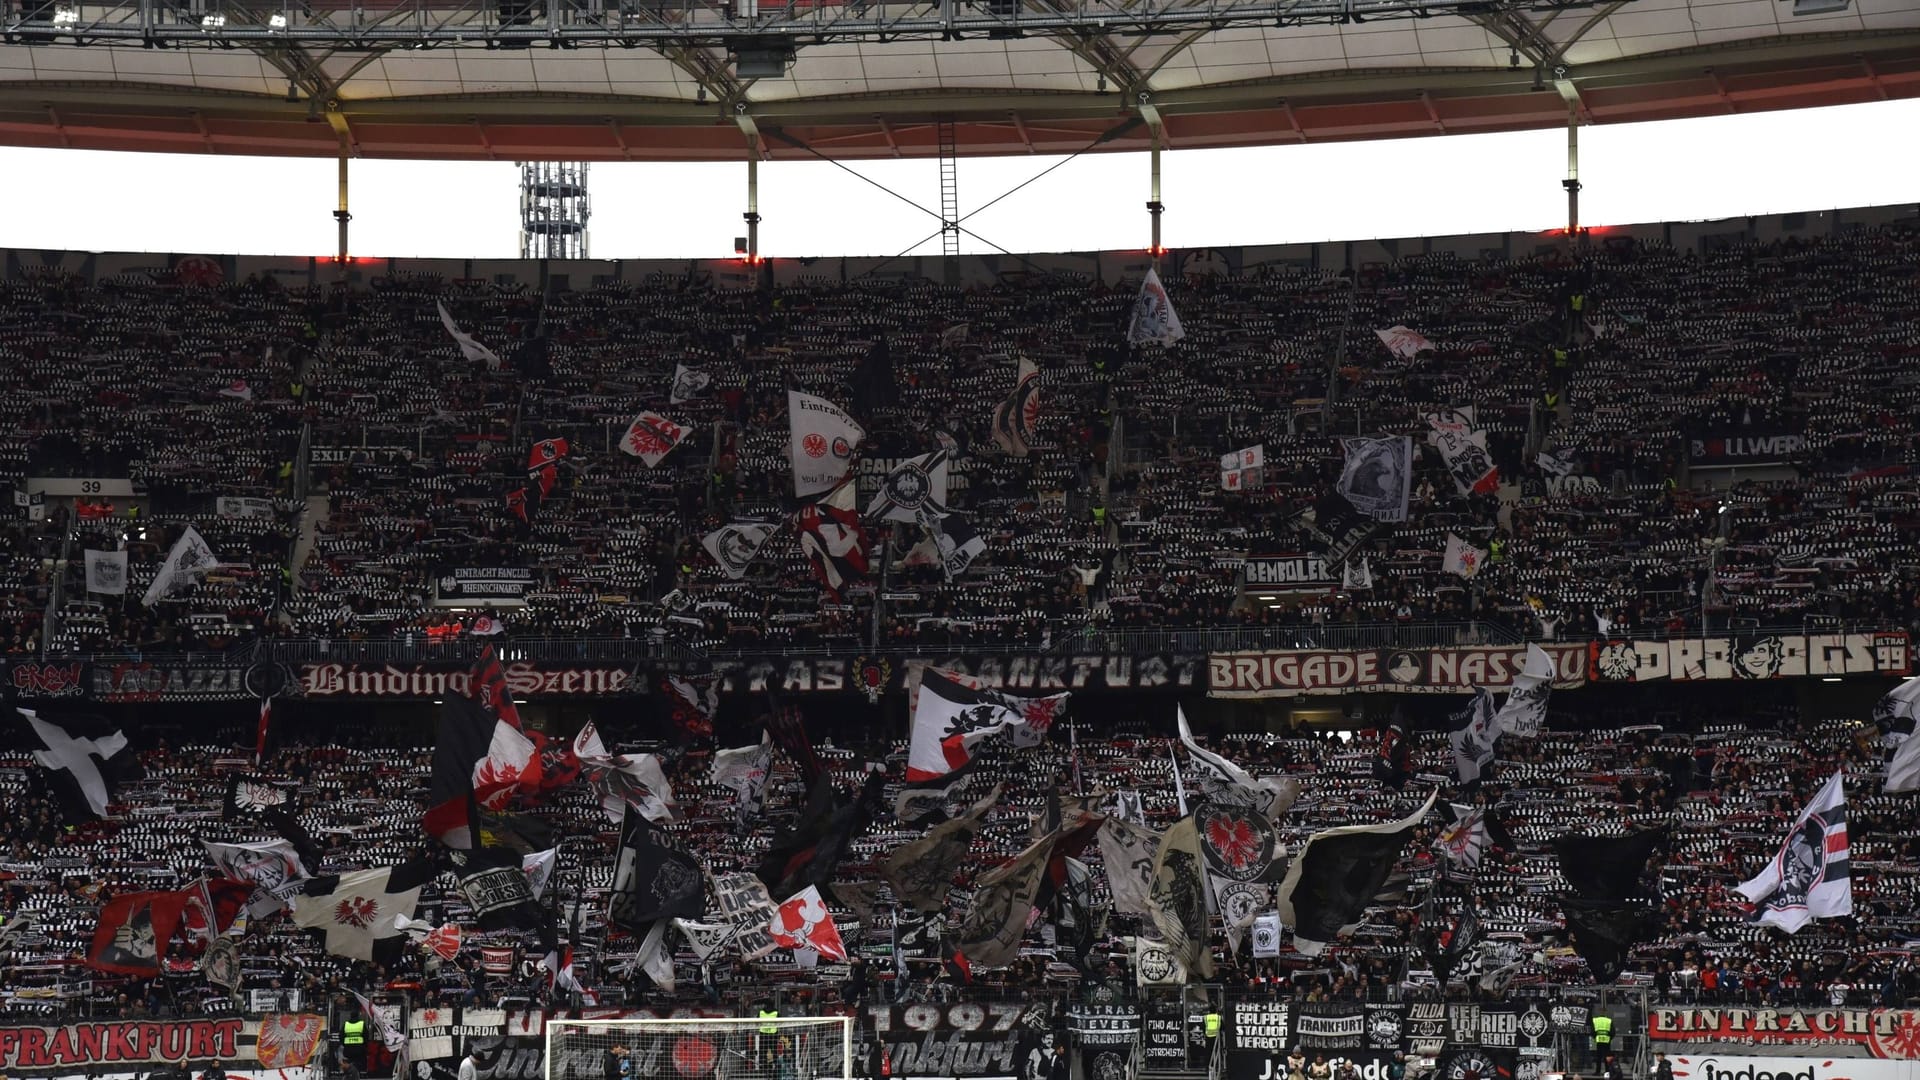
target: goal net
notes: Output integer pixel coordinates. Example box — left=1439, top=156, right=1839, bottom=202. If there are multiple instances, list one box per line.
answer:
left=545, top=1015, right=853, bottom=1080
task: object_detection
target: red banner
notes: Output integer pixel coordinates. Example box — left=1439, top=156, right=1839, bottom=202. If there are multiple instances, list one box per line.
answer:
left=1649, top=1008, right=1920, bottom=1060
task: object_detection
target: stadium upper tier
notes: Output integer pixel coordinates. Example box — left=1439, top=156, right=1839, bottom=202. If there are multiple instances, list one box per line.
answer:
left=0, top=202, right=1916, bottom=667
left=0, top=0, right=1915, bottom=158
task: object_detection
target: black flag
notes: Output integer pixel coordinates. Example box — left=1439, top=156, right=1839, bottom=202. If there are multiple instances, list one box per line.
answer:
left=1552, top=828, right=1667, bottom=904
left=448, top=845, right=545, bottom=932
left=1372, top=721, right=1411, bottom=791
left=608, top=811, right=704, bottom=931
left=1278, top=791, right=1436, bottom=955
left=1562, top=898, right=1651, bottom=983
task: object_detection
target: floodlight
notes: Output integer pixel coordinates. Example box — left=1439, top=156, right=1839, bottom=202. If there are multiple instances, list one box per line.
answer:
left=201, top=13, right=226, bottom=28
left=268, top=12, right=288, bottom=27
left=53, top=6, right=81, bottom=25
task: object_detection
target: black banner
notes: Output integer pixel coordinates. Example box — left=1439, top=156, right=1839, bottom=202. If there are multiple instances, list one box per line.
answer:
left=1070, top=1005, right=1139, bottom=1080
left=3, top=659, right=252, bottom=702
left=1407, top=1002, right=1446, bottom=1054
left=1225, top=1001, right=1290, bottom=1080
left=1477, top=1006, right=1520, bottom=1051
left=1446, top=1004, right=1481, bottom=1047
left=1547, top=1003, right=1589, bottom=1034
left=1365, top=1003, right=1406, bottom=1052
left=1514, top=1005, right=1553, bottom=1057
left=1142, top=1005, right=1188, bottom=1068
left=864, top=1003, right=1051, bottom=1077
left=707, top=652, right=1205, bottom=694
left=435, top=567, right=535, bottom=603
left=1295, top=1004, right=1365, bottom=1050
left=1433, top=1049, right=1516, bottom=1080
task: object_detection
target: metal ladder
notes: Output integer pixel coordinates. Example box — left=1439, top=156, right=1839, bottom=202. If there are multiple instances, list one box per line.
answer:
left=938, top=116, right=961, bottom=257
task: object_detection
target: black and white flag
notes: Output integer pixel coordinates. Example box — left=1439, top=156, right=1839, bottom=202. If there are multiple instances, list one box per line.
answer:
left=1220, top=445, right=1264, bottom=491
left=202, top=838, right=309, bottom=919
left=1448, top=689, right=1499, bottom=784
left=710, top=733, right=772, bottom=826
left=884, top=784, right=1003, bottom=913
left=447, top=846, right=544, bottom=931
left=1736, top=770, right=1851, bottom=933
left=1492, top=644, right=1556, bottom=739
left=1177, top=705, right=1297, bottom=819
left=701, top=523, right=776, bottom=580
left=1342, top=558, right=1373, bottom=591
left=1337, top=437, right=1412, bottom=522
left=1148, top=815, right=1211, bottom=980
left=1278, top=790, right=1436, bottom=955
left=84, top=549, right=128, bottom=595
left=990, top=357, right=1041, bottom=457
left=18, top=708, right=128, bottom=821
left=672, top=918, right=735, bottom=963
left=670, top=363, right=712, bottom=403
left=1097, top=816, right=1161, bottom=917
left=789, top=390, right=865, bottom=497
left=867, top=451, right=950, bottom=523
left=916, top=507, right=986, bottom=581
left=142, top=525, right=219, bottom=607
left=293, top=861, right=434, bottom=962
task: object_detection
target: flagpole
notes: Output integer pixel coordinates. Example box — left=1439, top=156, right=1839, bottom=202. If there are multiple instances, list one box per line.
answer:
left=870, top=525, right=891, bottom=650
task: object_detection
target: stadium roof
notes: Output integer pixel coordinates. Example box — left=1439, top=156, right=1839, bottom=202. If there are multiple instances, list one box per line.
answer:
left=0, top=0, right=1916, bottom=161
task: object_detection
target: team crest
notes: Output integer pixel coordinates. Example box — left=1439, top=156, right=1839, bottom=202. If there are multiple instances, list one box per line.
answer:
left=853, top=656, right=893, bottom=704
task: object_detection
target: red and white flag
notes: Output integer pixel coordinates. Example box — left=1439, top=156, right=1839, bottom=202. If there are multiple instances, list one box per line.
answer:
left=620, top=412, right=693, bottom=467
left=218, top=379, right=254, bottom=401
left=795, top=480, right=869, bottom=599
left=1375, top=325, right=1435, bottom=359
left=469, top=614, right=506, bottom=636
left=769, top=886, right=846, bottom=961
left=1219, top=444, right=1264, bottom=491
left=255, top=698, right=272, bottom=764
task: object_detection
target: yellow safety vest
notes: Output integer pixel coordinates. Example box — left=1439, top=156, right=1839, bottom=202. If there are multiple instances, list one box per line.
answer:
left=1592, top=1015, right=1613, bottom=1045
left=1204, top=1013, right=1221, bottom=1038
left=343, top=1019, right=366, bottom=1046
left=759, top=1009, right=780, bottom=1035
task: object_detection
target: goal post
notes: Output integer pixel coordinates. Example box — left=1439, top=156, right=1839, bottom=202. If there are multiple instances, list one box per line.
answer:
left=544, top=1015, right=854, bottom=1080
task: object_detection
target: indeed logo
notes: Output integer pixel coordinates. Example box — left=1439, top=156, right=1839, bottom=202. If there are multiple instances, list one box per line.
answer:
left=1697, top=1063, right=1823, bottom=1080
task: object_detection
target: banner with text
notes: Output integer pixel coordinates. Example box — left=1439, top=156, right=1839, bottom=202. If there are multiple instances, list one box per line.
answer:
left=0, top=1016, right=323, bottom=1078
left=1649, top=1008, right=1920, bottom=1059
left=1588, top=634, right=1909, bottom=684
left=1225, top=1001, right=1291, bottom=1080
left=1209, top=644, right=1591, bottom=697
left=863, top=1002, right=1053, bottom=1077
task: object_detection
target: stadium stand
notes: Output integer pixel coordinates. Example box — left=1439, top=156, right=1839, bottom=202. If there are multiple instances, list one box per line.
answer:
left=3, top=208, right=1920, bottom=1080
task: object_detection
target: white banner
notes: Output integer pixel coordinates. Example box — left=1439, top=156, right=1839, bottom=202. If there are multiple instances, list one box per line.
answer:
left=620, top=412, right=694, bottom=467
left=788, top=390, right=865, bottom=497
left=83, top=549, right=129, bottom=595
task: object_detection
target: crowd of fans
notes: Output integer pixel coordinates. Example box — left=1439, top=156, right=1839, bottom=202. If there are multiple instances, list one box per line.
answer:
left=2, top=686, right=1915, bottom=1027
left=0, top=221, right=1916, bottom=658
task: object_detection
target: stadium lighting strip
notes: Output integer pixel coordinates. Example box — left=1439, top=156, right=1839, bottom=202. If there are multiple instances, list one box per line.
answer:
left=2, top=0, right=1608, bottom=48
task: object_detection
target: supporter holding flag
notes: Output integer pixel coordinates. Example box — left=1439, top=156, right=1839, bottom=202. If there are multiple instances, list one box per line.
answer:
left=423, top=650, right=538, bottom=848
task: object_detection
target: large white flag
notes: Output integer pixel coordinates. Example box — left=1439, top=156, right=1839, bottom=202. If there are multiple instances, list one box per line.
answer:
left=142, top=525, right=219, bottom=607
left=1493, top=644, right=1556, bottom=738
left=1128, top=267, right=1185, bottom=346
left=84, top=549, right=129, bottom=595
left=620, top=411, right=693, bottom=467
left=1427, top=415, right=1499, bottom=496
left=1442, top=533, right=1487, bottom=579
left=436, top=300, right=503, bottom=370
left=1883, top=680, right=1920, bottom=792
left=1177, top=705, right=1297, bottom=819
left=1736, top=771, right=1851, bottom=933
left=710, top=733, right=772, bottom=823
left=521, top=848, right=557, bottom=901
left=202, top=838, right=310, bottom=918
left=701, top=523, right=775, bottom=580
left=1342, top=558, right=1373, bottom=592
left=789, top=390, right=865, bottom=496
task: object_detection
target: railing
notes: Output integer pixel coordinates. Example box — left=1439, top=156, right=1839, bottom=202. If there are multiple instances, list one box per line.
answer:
left=19, top=619, right=1907, bottom=668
